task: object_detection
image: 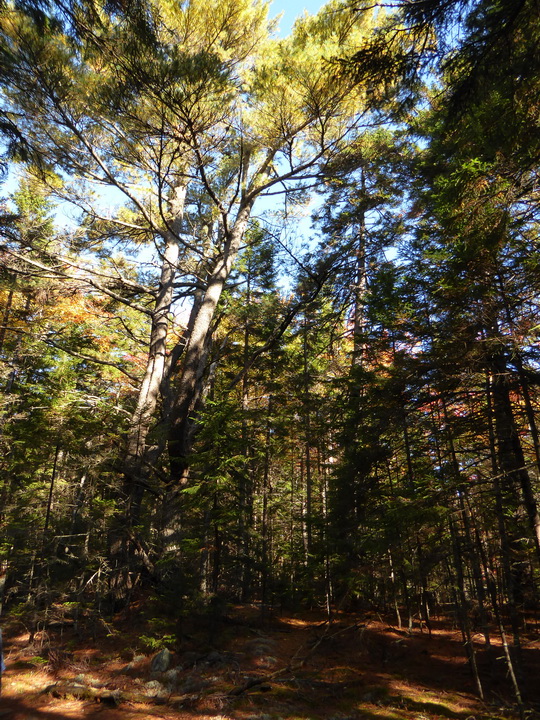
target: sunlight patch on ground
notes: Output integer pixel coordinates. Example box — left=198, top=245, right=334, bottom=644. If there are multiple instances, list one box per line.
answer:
left=5, top=631, right=33, bottom=649
left=2, top=668, right=54, bottom=695
left=385, top=679, right=482, bottom=717
left=319, top=664, right=362, bottom=681
left=279, top=617, right=318, bottom=628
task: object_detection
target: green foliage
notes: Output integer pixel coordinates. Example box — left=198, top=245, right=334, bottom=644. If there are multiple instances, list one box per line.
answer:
left=28, top=655, right=49, bottom=666
left=138, top=632, right=176, bottom=651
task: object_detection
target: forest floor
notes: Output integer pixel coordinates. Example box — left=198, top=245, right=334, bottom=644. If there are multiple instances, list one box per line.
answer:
left=1, top=602, right=540, bottom=720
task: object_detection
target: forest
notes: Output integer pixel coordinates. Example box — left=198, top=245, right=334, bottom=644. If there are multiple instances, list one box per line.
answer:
left=1, top=0, right=540, bottom=718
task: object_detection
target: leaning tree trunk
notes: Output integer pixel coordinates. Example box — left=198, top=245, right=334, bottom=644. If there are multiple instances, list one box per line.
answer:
left=167, top=201, right=253, bottom=485
left=109, top=182, right=186, bottom=595
left=122, top=182, right=187, bottom=525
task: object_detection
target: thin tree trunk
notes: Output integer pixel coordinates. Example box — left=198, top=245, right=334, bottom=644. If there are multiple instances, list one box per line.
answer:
left=458, top=491, right=491, bottom=647
left=240, top=271, right=254, bottom=601
left=0, top=289, right=14, bottom=357
left=211, top=491, right=222, bottom=594
left=439, top=395, right=492, bottom=646
left=352, top=169, right=366, bottom=368
left=416, top=539, right=432, bottom=637
left=448, top=517, right=484, bottom=700
left=320, top=447, right=333, bottom=619
left=32, top=445, right=63, bottom=593
left=0, top=558, right=8, bottom=617
left=260, top=392, right=273, bottom=613
left=476, top=505, right=526, bottom=713
left=302, top=315, right=313, bottom=557
left=388, top=550, right=402, bottom=629
left=43, top=445, right=62, bottom=548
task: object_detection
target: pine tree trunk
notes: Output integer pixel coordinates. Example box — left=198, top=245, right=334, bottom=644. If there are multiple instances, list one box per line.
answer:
left=0, top=289, right=14, bottom=357
left=110, top=182, right=186, bottom=592
left=352, top=170, right=366, bottom=367
left=240, top=282, right=255, bottom=602
left=488, top=349, right=540, bottom=563
left=485, top=371, right=525, bottom=661
left=168, top=202, right=253, bottom=484
left=498, top=274, right=540, bottom=495
left=388, top=550, right=402, bottom=629
left=260, top=392, right=272, bottom=611
left=439, top=395, right=492, bottom=645
left=0, top=559, right=8, bottom=617
left=448, top=517, right=484, bottom=699
left=123, top=181, right=187, bottom=524
left=123, top=242, right=181, bottom=521
left=458, top=491, right=491, bottom=647
left=302, top=315, right=313, bottom=556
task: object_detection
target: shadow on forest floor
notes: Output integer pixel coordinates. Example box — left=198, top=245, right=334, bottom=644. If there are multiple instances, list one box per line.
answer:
left=1, top=606, right=539, bottom=720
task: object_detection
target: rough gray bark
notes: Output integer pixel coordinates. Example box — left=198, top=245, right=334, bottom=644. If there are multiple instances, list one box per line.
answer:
left=123, top=182, right=187, bottom=523
left=109, top=182, right=187, bottom=591
left=167, top=201, right=253, bottom=484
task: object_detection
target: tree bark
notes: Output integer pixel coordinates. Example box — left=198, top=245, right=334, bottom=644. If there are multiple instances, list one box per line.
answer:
left=0, top=289, right=14, bottom=358
left=123, top=182, right=187, bottom=524
left=485, top=370, right=525, bottom=657
left=488, top=348, right=540, bottom=564
left=168, top=201, right=253, bottom=484
left=302, top=314, right=313, bottom=557
left=352, top=169, right=367, bottom=368
left=448, top=516, right=484, bottom=700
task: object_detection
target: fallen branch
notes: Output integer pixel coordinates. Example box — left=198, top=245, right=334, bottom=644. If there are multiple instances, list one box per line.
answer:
left=228, top=621, right=367, bottom=697
left=45, top=682, right=122, bottom=706
left=45, top=681, right=197, bottom=708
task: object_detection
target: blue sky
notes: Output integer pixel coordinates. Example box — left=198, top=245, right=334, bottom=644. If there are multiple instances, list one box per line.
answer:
left=268, top=0, right=326, bottom=35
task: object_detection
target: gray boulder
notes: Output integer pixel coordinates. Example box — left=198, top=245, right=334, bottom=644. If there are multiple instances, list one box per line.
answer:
left=151, top=647, right=172, bottom=673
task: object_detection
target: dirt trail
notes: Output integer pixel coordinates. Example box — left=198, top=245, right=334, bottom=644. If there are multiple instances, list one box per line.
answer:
left=1, top=607, right=538, bottom=720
